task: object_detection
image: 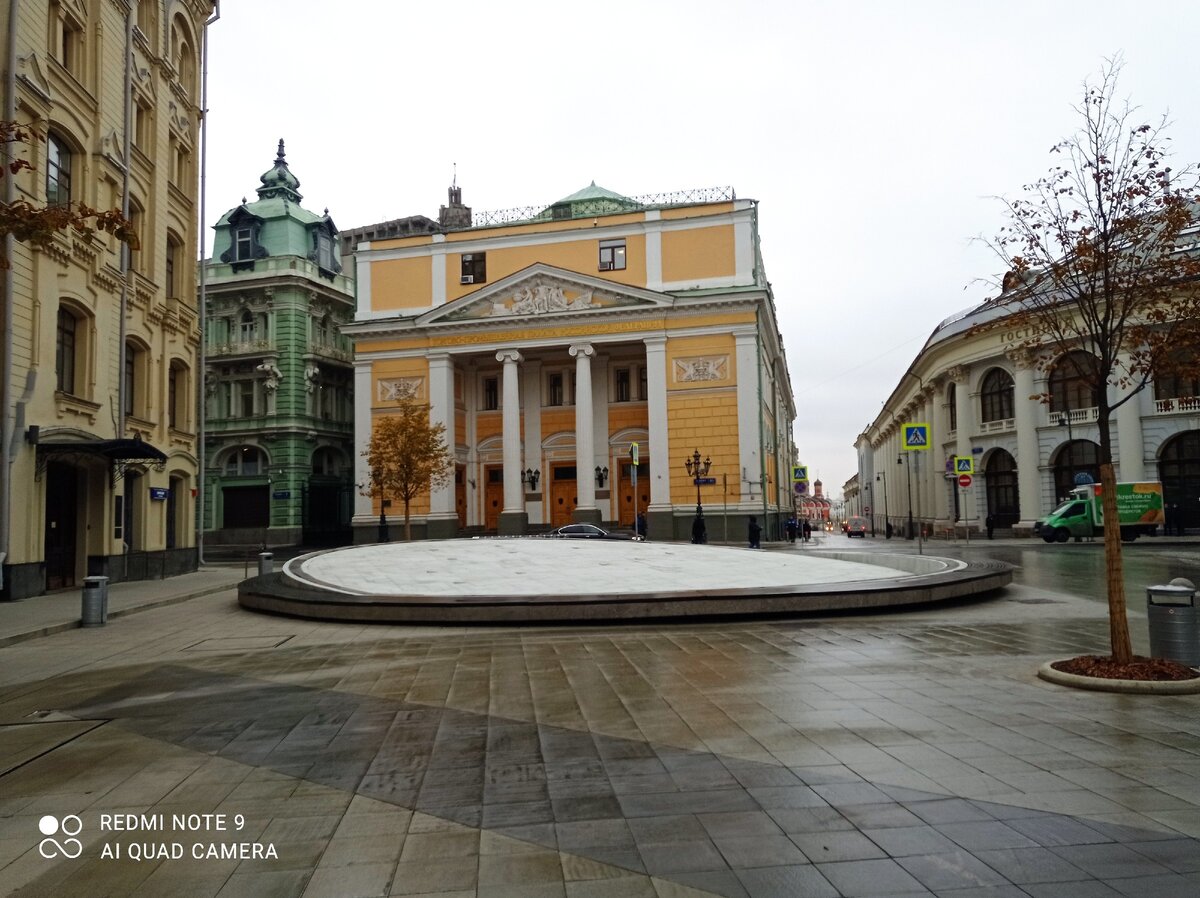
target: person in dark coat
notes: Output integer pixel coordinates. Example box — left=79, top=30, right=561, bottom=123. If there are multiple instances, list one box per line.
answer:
left=802, top=519, right=812, bottom=542
left=986, top=514, right=995, bottom=539
left=748, top=516, right=762, bottom=549
left=785, top=518, right=797, bottom=542
left=691, top=515, right=707, bottom=544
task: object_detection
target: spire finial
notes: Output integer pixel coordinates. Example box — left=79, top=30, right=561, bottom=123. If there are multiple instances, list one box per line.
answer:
left=452, top=162, right=457, bottom=189
left=276, top=139, right=286, bottom=162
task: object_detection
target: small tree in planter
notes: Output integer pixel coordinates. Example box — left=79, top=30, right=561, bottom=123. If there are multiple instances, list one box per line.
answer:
left=974, top=59, right=1200, bottom=669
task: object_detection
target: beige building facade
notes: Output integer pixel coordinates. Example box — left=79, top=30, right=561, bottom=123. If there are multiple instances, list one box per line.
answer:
left=1, top=0, right=215, bottom=599
left=344, top=185, right=797, bottom=542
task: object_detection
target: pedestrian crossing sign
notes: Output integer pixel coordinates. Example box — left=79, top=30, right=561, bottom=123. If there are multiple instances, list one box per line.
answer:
left=954, top=455, right=974, bottom=474
left=902, top=423, right=930, bottom=450
left=792, top=465, right=808, bottom=483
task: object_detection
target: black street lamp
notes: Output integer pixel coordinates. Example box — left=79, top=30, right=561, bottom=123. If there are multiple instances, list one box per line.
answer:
left=684, top=449, right=711, bottom=544
left=876, top=470, right=890, bottom=538
left=898, top=453, right=916, bottom=543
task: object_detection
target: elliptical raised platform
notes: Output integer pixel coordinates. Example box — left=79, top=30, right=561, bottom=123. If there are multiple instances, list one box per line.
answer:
left=237, top=540, right=1012, bottom=625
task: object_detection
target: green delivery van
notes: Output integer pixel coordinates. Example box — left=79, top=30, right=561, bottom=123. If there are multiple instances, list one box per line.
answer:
left=1036, top=481, right=1164, bottom=543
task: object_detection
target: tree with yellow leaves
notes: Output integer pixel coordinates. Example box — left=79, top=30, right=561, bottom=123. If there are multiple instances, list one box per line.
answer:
left=364, top=400, right=455, bottom=542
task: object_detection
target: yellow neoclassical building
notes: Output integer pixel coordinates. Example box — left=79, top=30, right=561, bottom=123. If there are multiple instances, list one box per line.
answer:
left=0, top=1, right=214, bottom=599
left=343, top=184, right=797, bottom=541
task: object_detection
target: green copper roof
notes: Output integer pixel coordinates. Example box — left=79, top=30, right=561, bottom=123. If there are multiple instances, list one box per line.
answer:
left=257, top=139, right=302, bottom=202
left=553, top=181, right=633, bottom=205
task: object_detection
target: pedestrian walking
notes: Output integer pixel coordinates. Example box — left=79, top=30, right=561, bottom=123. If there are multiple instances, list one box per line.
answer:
left=785, top=518, right=797, bottom=542
left=691, top=515, right=707, bottom=545
left=985, top=514, right=995, bottom=540
left=748, top=516, right=761, bottom=549
left=802, top=519, right=812, bottom=542
left=636, top=512, right=647, bottom=540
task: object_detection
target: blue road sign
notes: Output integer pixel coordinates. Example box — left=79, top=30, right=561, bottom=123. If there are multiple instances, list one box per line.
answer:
left=954, top=455, right=974, bottom=474
left=792, top=465, right=808, bottom=482
left=694, top=477, right=717, bottom=485
left=903, top=423, right=930, bottom=450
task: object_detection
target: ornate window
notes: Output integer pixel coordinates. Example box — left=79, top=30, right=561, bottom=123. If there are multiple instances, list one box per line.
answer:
left=980, top=369, right=1014, bottom=423
left=56, top=306, right=79, bottom=394
left=168, top=360, right=188, bottom=430
left=46, top=133, right=71, bottom=207
left=51, top=2, right=85, bottom=79
left=224, top=446, right=266, bottom=476
left=1049, top=351, right=1099, bottom=413
left=947, top=383, right=957, bottom=432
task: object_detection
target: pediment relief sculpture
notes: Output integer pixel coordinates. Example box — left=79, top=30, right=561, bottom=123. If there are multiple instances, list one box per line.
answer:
left=674, top=355, right=729, bottom=383
left=378, top=377, right=424, bottom=402
left=443, top=278, right=642, bottom=322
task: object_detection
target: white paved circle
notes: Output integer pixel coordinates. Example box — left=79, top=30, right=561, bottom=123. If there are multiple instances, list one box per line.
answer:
left=290, top=540, right=912, bottom=597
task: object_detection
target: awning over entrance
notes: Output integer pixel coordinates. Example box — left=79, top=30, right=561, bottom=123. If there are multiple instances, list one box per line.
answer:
left=37, top=437, right=168, bottom=481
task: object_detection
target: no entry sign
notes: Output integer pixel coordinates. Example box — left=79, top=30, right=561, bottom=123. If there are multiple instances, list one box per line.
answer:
left=958, top=473, right=973, bottom=488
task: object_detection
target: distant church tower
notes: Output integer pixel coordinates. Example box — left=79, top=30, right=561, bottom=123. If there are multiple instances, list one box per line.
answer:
left=438, top=172, right=472, bottom=230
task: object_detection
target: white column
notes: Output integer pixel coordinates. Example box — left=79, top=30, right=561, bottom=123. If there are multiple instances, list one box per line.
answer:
left=497, top=350, right=523, bottom=515
left=427, top=353, right=456, bottom=522
left=927, top=383, right=947, bottom=524
left=952, top=367, right=973, bottom=461
left=735, top=328, right=760, bottom=502
left=1012, top=354, right=1041, bottom=530
left=1114, top=360, right=1146, bottom=481
left=644, top=337, right=670, bottom=511
left=522, top=359, right=543, bottom=524
left=465, top=364, right=479, bottom=527
left=591, top=352, right=610, bottom=517
left=353, top=362, right=374, bottom=521
left=570, top=343, right=597, bottom=517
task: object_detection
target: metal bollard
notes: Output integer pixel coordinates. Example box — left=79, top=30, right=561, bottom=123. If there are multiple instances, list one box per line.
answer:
left=81, top=576, right=109, bottom=627
left=258, top=552, right=273, bottom=576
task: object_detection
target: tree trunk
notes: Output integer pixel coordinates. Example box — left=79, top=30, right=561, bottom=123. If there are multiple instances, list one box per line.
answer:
left=404, top=498, right=412, bottom=542
left=1098, top=462, right=1133, bottom=663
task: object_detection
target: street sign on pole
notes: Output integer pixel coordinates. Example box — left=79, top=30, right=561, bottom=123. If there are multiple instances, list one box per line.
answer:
left=630, top=441, right=639, bottom=466
left=792, top=465, right=808, bottom=483
left=958, top=473, right=973, bottom=488
left=954, top=455, right=974, bottom=475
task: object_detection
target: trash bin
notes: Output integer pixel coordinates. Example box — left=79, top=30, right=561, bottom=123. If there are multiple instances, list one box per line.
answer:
left=1147, top=582, right=1199, bottom=666
left=81, top=576, right=109, bottom=627
left=258, top=552, right=273, bottom=576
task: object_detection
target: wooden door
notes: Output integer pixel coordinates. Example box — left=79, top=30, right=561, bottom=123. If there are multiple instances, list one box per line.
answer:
left=550, top=465, right=577, bottom=526
left=45, top=462, right=79, bottom=590
left=617, top=462, right=650, bottom=528
left=484, top=465, right=503, bottom=531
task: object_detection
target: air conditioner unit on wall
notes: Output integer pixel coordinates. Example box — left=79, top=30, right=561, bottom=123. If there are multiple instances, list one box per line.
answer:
left=460, top=275, right=475, bottom=284
left=598, top=262, right=613, bottom=271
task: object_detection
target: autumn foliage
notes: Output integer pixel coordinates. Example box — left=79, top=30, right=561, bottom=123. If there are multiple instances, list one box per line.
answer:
left=1, top=121, right=138, bottom=268
left=975, top=59, right=1200, bottom=664
left=364, top=401, right=455, bottom=541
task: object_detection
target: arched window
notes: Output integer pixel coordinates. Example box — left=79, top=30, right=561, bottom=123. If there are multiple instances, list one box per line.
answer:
left=947, top=382, right=957, bottom=432
left=312, top=447, right=344, bottom=476
left=168, top=360, right=188, bottom=430
left=1053, top=440, right=1100, bottom=503
left=984, top=450, right=1019, bottom=527
left=1049, top=351, right=1099, bottom=414
left=239, top=310, right=257, bottom=342
left=47, top=133, right=71, bottom=207
left=980, top=369, right=1014, bottom=423
left=1160, top=431, right=1200, bottom=533
left=56, top=305, right=80, bottom=394
left=224, top=446, right=266, bottom=476
left=1154, top=354, right=1200, bottom=411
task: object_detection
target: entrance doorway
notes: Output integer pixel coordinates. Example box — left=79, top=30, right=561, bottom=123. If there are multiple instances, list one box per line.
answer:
left=550, top=465, right=577, bottom=526
left=45, top=462, right=80, bottom=589
left=223, top=485, right=269, bottom=529
left=1160, top=430, right=1200, bottom=533
left=484, top=466, right=503, bottom=531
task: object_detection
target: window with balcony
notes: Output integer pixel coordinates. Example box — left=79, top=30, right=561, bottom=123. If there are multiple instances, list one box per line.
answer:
left=1154, top=360, right=1200, bottom=412
left=980, top=368, right=1014, bottom=423
left=1048, top=351, right=1099, bottom=414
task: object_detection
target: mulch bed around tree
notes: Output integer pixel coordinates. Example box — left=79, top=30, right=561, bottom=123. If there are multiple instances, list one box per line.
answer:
left=1052, top=655, right=1199, bottom=681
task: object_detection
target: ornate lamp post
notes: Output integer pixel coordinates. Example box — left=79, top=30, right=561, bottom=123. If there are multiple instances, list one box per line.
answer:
left=684, top=449, right=711, bottom=544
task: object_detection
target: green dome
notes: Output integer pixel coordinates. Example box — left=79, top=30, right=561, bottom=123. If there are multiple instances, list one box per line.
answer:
left=257, top=139, right=302, bottom=202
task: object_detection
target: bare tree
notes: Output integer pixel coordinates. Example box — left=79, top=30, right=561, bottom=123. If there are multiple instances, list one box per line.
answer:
left=974, top=59, right=1200, bottom=664
left=363, top=400, right=455, bottom=542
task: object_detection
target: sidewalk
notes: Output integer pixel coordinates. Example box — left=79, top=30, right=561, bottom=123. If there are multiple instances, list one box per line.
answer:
left=0, top=565, right=247, bottom=648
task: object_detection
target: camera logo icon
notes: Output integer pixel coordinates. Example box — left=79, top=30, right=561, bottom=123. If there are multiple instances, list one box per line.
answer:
left=38, top=815, right=83, bottom=859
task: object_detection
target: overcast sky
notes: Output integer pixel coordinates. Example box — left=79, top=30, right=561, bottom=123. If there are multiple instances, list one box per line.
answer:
left=203, top=1, right=1200, bottom=497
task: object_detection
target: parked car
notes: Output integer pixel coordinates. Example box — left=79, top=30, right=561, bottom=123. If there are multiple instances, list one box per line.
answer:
left=846, top=516, right=868, bottom=538
left=546, top=524, right=643, bottom=541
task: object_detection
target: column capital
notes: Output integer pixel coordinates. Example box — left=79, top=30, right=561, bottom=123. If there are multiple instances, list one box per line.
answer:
left=428, top=352, right=453, bottom=366
left=568, top=343, right=595, bottom=359
left=945, top=364, right=971, bottom=385
left=1004, top=348, right=1036, bottom=369
left=643, top=335, right=667, bottom=350
left=496, top=349, right=523, bottom=365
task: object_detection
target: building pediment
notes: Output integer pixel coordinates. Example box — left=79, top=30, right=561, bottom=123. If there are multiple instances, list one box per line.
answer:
left=420, top=264, right=672, bottom=326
